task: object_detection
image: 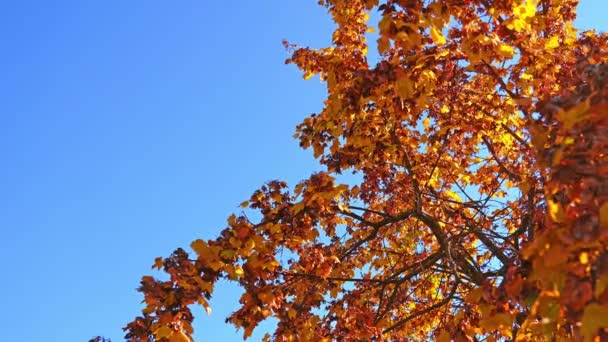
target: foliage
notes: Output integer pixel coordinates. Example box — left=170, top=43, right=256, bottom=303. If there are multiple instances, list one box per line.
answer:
left=124, top=0, right=607, bottom=340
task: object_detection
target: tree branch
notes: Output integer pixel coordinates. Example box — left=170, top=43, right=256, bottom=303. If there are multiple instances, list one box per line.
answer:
left=481, top=135, right=522, bottom=182
left=382, top=279, right=459, bottom=334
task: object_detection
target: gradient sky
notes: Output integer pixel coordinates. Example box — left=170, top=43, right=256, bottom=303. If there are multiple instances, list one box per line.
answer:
left=0, top=1, right=606, bottom=341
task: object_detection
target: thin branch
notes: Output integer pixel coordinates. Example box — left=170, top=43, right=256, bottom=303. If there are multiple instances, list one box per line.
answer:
left=281, top=272, right=401, bottom=284
left=348, top=205, right=390, bottom=217
left=382, top=279, right=459, bottom=334
left=339, top=209, right=415, bottom=260
left=500, top=123, right=528, bottom=148
left=481, top=135, right=522, bottom=182
left=481, top=59, right=519, bottom=100
left=416, top=212, right=485, bottom=285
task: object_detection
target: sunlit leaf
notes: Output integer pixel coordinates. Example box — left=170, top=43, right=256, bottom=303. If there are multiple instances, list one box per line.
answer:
left=430, top=26, right=446, bottom=45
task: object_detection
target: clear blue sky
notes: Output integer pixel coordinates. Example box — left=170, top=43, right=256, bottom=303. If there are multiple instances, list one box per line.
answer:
left=0, top=1, right=605, bottom=341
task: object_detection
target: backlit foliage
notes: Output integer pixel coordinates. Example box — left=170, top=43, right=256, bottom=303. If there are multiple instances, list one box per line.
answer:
left=125, top=0, right=607, bottom=340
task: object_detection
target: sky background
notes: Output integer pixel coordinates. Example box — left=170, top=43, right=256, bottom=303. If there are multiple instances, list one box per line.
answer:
left=0, top=1, right=606, bottom=341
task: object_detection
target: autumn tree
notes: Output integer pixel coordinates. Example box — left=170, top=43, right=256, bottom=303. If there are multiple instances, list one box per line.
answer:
left=124, top=0, right=608, bottom=341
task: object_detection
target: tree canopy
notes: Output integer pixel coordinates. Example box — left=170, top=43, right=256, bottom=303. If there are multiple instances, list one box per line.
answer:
left=124, top=0, right=607, bottom=340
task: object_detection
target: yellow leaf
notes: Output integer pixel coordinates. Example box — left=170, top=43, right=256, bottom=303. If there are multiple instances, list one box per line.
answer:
left=521, top=72, right=533, bottom=80
left=565, top=22, right=577, bottom=45
left=420, top=69, right=436, bottom=81
left=545, top=36, right=560, bottom=49
left=498, top=44, right=515, bottom=58
left=509, top=1, right=536, bottom=32
left=513, top=0, right=536, bottom=19
left=580, top=252, right=589, bottom=265
left=435, top=50, right=449, bottom=59
left=547, top=200, right=564, bottom=223
left=440, top=105, right=450, bottom=113
left=446, top=190, right=461, bottom=201
left=430, top=26, right=446, bottom=45
left=234, top=265, right=244, bottom=277
left=582, top=304, right=608, bottom=341
left=423, top=117, right=431, bottom=129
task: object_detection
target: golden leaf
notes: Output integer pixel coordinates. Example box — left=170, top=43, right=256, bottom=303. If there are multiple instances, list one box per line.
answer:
left=521, top=72, right=533, bottom=80
left=198, top=297, right=212, bottom=315
left=291, top=201, right=306, bottom=214
left=154, top=326, right=173, bottom=339
left=513, top=0, right=536, bottom=19
left=220, top=249, right=235, bottom=259
left=152, top=257, right=163, bottom=270
left=545, top=36, right=560, bottom=49
left=580, top=252, right=589, bottom=265
left=430, top=26, right=446, bottom=45
left=547, top=200, right=564, bottom=223
left=228, top=214, right=237, bottom=226
left=191, top=239, right=211, bottom=258
left=423, top=117, right=431, bottom=129
left=396, top=77, right=415, bottom=98
left=234, top=265, right=244, bottom=277
left=498, top=44, right=516, bottom=58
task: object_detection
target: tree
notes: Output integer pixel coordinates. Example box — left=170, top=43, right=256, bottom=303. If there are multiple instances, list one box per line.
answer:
left=124, top=0, right=607, bottom=340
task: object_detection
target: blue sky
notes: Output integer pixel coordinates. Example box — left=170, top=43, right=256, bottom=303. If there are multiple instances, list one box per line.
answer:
left=0, top=1, right=606, bottom=341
